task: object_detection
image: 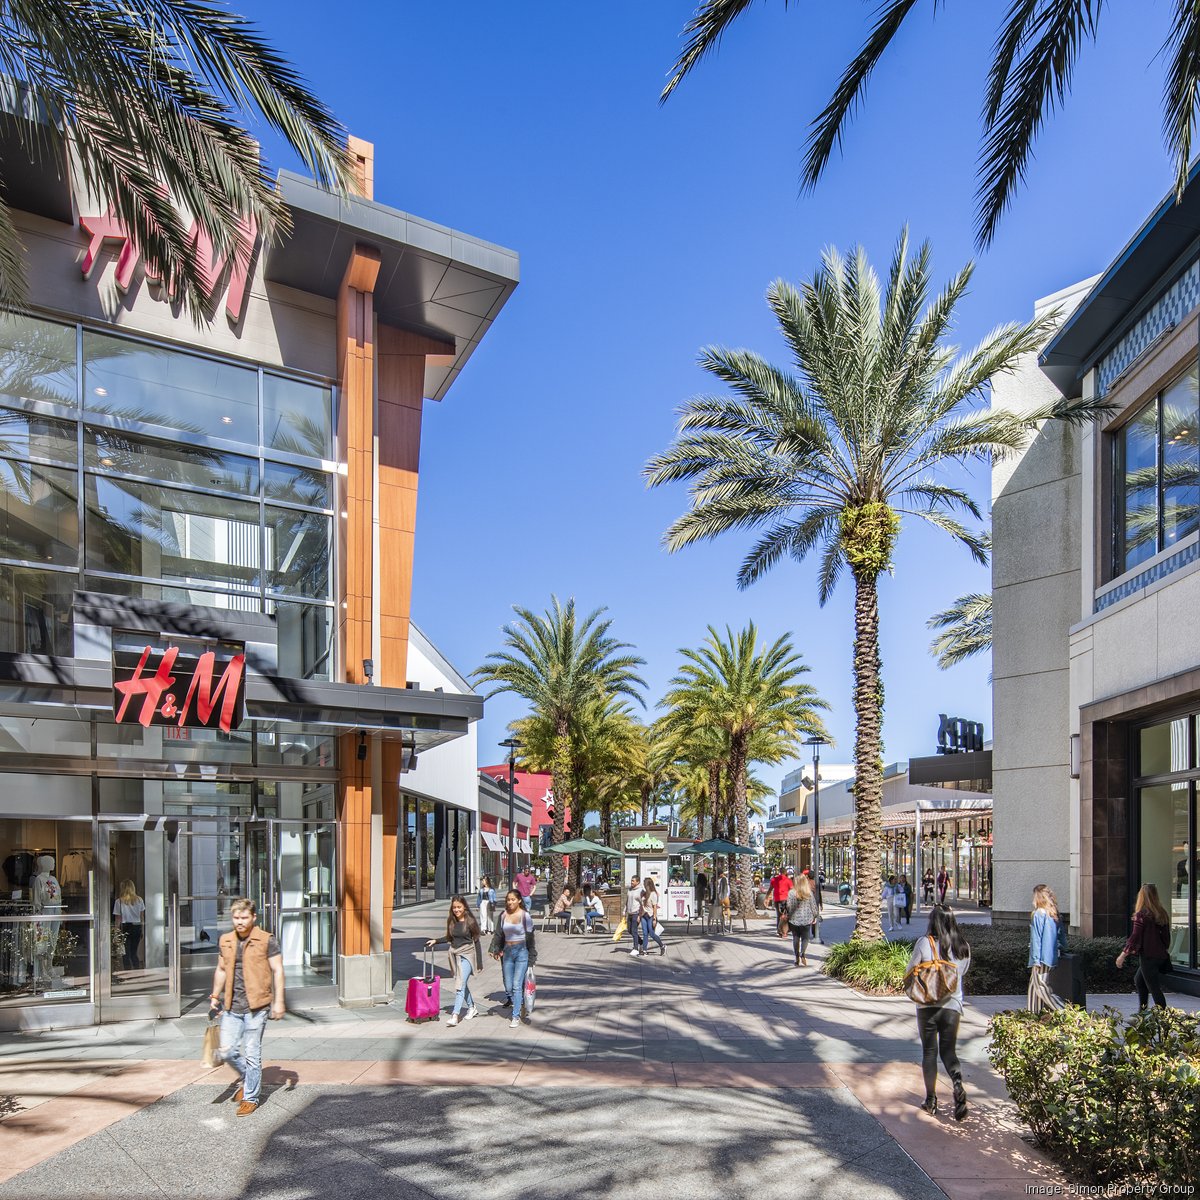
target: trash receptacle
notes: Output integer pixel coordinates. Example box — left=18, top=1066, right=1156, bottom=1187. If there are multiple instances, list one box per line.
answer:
left=838, top=882, right=851, bottom=904
left=1047, top=952, right=1087, bottom=1007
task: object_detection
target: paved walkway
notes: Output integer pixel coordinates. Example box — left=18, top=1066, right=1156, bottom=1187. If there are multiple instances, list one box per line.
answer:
left=1, top=901, right=1191, bottom=1199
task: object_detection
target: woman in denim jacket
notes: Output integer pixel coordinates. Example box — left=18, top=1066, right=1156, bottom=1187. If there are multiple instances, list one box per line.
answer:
left=1027, top=884, right=1067, bottom=1013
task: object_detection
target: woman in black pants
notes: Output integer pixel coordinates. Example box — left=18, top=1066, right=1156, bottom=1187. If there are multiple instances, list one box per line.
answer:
left=906, top=905, right=971, bottom=1120
left=1115, top=883, right=1172, bottom=1008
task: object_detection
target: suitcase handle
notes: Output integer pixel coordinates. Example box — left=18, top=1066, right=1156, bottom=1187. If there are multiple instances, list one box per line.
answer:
left=422, top=945, right=435, bottom=981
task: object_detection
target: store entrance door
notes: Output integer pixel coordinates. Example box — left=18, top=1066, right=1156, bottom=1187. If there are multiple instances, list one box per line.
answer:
left=97, top=820, right=181, bottom=1021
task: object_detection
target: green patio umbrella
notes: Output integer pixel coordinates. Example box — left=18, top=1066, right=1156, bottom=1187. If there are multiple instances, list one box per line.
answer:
left=543, top=838, right=621, bottom=857
left=683, top=837, right=756, bottom=856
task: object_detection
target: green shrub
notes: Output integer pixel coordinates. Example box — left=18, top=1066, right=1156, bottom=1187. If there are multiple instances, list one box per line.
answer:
left=822, top=937, right=912, bottom=992
left=988, top=1006, right=1200, bottom=1185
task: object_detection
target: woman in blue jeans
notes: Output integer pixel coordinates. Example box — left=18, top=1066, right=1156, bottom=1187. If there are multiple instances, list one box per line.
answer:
left=640, top=879, right=666, bottom=956
left=489, top=888, right=536, bottom=1028
left=426, top=896, right=483, bottom=1027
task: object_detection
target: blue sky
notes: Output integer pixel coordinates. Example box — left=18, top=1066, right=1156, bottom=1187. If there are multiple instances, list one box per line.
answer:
left=248, top=1, right=1172, bottom=792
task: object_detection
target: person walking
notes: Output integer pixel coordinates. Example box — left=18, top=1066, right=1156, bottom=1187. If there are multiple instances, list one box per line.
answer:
left=640, top=878, right=666, bottom=956
left=694, top=868, right=709, bottom=922
left=922, top=868, right=935, bottom=904
left=113, top=879, right=146, bottom=971
left=785, top=873, right=819, bottom=966
left=895, top=875, right=911, bottom=927
left=426, top=895, right=483, bottom=1027
left=1026, top=884, right=1067, bottom=1013
left=476, top=874, right=496, bottom=934
left=906, top=905, right=971, bottom=1121
left=715, top=869, right=731, bottom=929
left=1116, top=883, right=1172, bottom=1009
left=883, top=874, right=897, bottom=931
left=769, top=868, right=791, bottom=924
left=515, top=867, right=536, bottom=910
left=625, top=876, right=645, bottom=956
left=489, top=888, right=536, bottom=1027
left=208, top=897, right=285, bottom=1117
left=936, top=866, right=950, bottom=905
left=802, top=867, right=823, bottom=943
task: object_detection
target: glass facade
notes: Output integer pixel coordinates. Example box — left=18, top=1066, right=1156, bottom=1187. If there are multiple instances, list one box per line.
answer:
left=0, top=313, right=336, bottom=679
left=396, top=793, right=473, bottom=906
left=1114, top=365, right=1200, bottom=575
left=1136, top=713, right=1197, bottom=970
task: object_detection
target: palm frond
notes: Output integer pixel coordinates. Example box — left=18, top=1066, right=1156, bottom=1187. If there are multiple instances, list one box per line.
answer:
left=927, top=591, right=993, bottom=669
left=660, top=0, right=763, bottom=103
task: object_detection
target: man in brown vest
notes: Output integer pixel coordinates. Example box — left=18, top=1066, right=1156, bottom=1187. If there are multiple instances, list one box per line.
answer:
left=209, top=897, right=285, bottom=1116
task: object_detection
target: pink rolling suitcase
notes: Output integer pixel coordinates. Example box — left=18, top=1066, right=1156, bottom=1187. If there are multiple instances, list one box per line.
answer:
left=405, top=948, right=440, bottom=1022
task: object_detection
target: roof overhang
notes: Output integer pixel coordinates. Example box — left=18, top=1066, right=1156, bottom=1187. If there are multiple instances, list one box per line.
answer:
left=266, top=171, right=519, bottom=402
left=908, top=750, right=993, bottom=788
left=1040, top=161, right=1200, bottom=396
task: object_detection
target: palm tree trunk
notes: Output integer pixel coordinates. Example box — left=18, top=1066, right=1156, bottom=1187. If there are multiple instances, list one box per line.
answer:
left=708, top=762, right=721, bottom=840
left=730, top=736, right=753, bottom=916
left=600, top=799, right=612, bottom=848
left=851, top=567, right=885, bottom=941
left=640, top=783, right=650, bottom=824
left=550, top=721, right=572, bottom=896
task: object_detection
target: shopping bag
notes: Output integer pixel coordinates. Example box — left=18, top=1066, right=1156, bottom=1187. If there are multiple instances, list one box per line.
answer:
left=201, top=1020, right=221, bottom=1067
left=654, top=922, right=665, bottom=938
left=612, top=915, right=627, bottom=943
left=524, top=967, right=536, bottom=1014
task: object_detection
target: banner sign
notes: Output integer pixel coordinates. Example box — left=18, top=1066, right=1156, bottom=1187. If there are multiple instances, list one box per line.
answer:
left=936, top=713, right=984, bottom=754
left=626, top=834, right=665, bottom=851
left=113, top=641, right=247, bottom=733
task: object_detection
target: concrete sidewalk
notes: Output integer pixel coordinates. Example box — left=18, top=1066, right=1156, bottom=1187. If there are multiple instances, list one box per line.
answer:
left=2, top=900, right=1181, bottom=1199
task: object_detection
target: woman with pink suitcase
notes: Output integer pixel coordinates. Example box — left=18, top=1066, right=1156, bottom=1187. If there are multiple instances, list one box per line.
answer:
left=425, top=896, right=484, bottom=1026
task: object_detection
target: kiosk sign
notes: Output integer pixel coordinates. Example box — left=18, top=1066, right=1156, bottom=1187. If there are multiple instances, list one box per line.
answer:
left=113, top=640, right=246, bottom=733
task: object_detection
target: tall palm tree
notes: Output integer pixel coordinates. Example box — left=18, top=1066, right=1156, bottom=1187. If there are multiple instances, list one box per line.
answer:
left=928, top=592, right=993, bottom=670
left=658, top=623, right=828, bottom=916
left=660, top=0, right=1200, bottom=245
left=645, top=231, right=1105, bottom=940
left=0, top=0, right=351, bottom=315
left=475, top=597, right=646, bottom=893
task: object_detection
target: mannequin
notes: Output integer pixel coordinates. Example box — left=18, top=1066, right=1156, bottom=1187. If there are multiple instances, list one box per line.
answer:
left=31, top=856, right=63, bottom=986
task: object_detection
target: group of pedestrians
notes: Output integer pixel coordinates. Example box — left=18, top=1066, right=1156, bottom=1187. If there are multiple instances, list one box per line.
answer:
left=624, top=874, right=665, bottom=957
left=883, top=874, right=913, bottom=930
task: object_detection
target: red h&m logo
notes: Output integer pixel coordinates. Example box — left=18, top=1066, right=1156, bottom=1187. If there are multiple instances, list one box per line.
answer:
left=79, top=208, right=259, bottom=325
left=113, top=643, right=246, bottom=733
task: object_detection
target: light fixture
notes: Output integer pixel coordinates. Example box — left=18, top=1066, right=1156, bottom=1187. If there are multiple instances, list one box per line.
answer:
left=220, top=415, right=233, bottom=425
left=100, top=457, right=115, bottom=467
left=356, top=731, right=367, bottom=761
left=93, top=387, right=107, bottom=397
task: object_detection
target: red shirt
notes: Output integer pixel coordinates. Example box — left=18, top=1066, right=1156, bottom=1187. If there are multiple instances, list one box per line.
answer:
left=773, top=875, right=793, bottom=902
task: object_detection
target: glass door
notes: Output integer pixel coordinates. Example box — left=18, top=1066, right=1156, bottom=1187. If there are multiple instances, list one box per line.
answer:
left=273, top=820, right=336, bottom=989
left=177, top=817, right=240, bottom=1011
left=98, top=820, right=180, bottom=1019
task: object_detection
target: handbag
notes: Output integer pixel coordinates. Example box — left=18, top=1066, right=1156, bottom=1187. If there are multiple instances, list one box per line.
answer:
left=902, top=936, right=958, bottom=1005
left=523, top=966, right=536, bottom=1014
left=201, top=1020, right=221, bottom=1067
left=612, top=915, right=627, bottom=942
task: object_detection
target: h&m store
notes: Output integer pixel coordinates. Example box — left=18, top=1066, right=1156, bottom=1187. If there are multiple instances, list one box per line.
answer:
left=0, top=127, right=518, bottom=1028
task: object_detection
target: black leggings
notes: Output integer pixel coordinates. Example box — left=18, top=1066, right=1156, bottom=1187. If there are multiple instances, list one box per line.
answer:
left=916, top=1005, right=961, bottom=1097
left=790, top=925, right=811, bottom=961
left=122, top=922, right=142, bottom=970
left=1134, top=956, right=1169, bottom=1009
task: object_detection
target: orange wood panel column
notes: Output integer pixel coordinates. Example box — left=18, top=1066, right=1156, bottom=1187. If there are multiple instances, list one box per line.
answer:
left=336, top=246, right=381, bottom=966
left=376, top=324, right=455, bottom=688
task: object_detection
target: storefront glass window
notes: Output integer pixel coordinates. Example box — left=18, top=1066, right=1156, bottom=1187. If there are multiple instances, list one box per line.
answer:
left=0, top=315, right=77, bottom=410
left=0, top=459, right=78, bottom=566
left=263, top=461, right=332, bottom=510
left=0, top=565, right=75, bottom=654
left=1140, top=716, right=1192, bottom=776
left=86, top=475, right=262, bottom=595
left=0, top=816, right=93, bottom=1007
left=270, top=599, right=334, bottom=681
left=0, top=407, right=77, bottom=464
left=1115, top=366, right=1200, bottom=575
left=84, top=332, right=259, bottom=447
left=262, top=375, right=333, bottom=459
left=1138, top=781, right=1191, bottom=968
left=85, top=426, right=258, bottom=498
left=264, top=506, right=330, bottom=600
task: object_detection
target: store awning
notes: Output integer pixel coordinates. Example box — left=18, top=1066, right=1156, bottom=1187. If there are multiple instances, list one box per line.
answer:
left=481, top=832, right=504, bottom=852
left=518, top=840, right=532, bottom=854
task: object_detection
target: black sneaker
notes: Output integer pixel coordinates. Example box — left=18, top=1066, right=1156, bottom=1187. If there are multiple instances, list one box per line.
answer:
left=501, top=995, right=512, bottom=1008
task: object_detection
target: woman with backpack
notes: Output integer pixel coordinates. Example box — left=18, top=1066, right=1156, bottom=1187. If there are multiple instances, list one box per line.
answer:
left=785, top=873, right=819, bottom=966
left=905, top=905, right=971, bottom=1120
left=1027, top=884, right=1067, bottom=1013
left=1116, top=883, right=1172, bottom=1009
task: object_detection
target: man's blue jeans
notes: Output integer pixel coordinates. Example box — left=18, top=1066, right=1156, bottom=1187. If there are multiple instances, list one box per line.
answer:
left=501, top=944, right=529, bottom=1019
left=220, top=1008, right=268, bottom=1103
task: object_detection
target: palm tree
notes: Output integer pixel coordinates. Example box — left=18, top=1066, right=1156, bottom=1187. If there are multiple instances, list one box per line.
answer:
left=645, top=231, right=1106, bottom=940
left=475, top=597, right=646, bottom=893
left=660, top=1, right=1200, bottom=245
left=658, top=623, right=828, bottom=916
left=928, top=592, right=993, bottom=670
left=0, top=0, right=351, bottom=315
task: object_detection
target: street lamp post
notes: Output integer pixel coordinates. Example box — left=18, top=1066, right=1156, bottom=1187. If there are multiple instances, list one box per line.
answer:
left=804, top=734, right=830, bottom=942
left=499, top=737, right=521, bottom=890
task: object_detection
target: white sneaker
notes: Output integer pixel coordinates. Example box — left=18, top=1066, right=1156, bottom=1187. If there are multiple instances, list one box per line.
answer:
left=446, top=1014, right=460, bottom=1027
left=629, top=948, right=640, bottom=956
left=464, top=1006, right=478, bottom=1021
left=509, top=1016, right=521, bottom=1029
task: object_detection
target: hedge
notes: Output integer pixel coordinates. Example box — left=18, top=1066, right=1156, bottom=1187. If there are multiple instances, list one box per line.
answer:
left=823, top=926, right=1132, bottom=997
left=989, top=1006, right=1200, bottom=1185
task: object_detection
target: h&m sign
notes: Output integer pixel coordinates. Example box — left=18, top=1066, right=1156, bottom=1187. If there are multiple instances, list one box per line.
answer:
left=78, top=207, right=258, bottom=325
left=113, top=640, right=247, bottom=733
left=936, top=714, right=984, bottom=755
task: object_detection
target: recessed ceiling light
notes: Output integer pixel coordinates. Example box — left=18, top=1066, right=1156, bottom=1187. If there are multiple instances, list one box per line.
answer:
left=93, top=387, right=107, bottom=397
left=221, top=416, right=233, bottom=425
left=100, top=457, right=115, bottom=467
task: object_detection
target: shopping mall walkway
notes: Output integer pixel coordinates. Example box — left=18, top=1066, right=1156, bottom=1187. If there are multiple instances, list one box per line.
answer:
left=1, top=900, right=1175, bottom=1200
